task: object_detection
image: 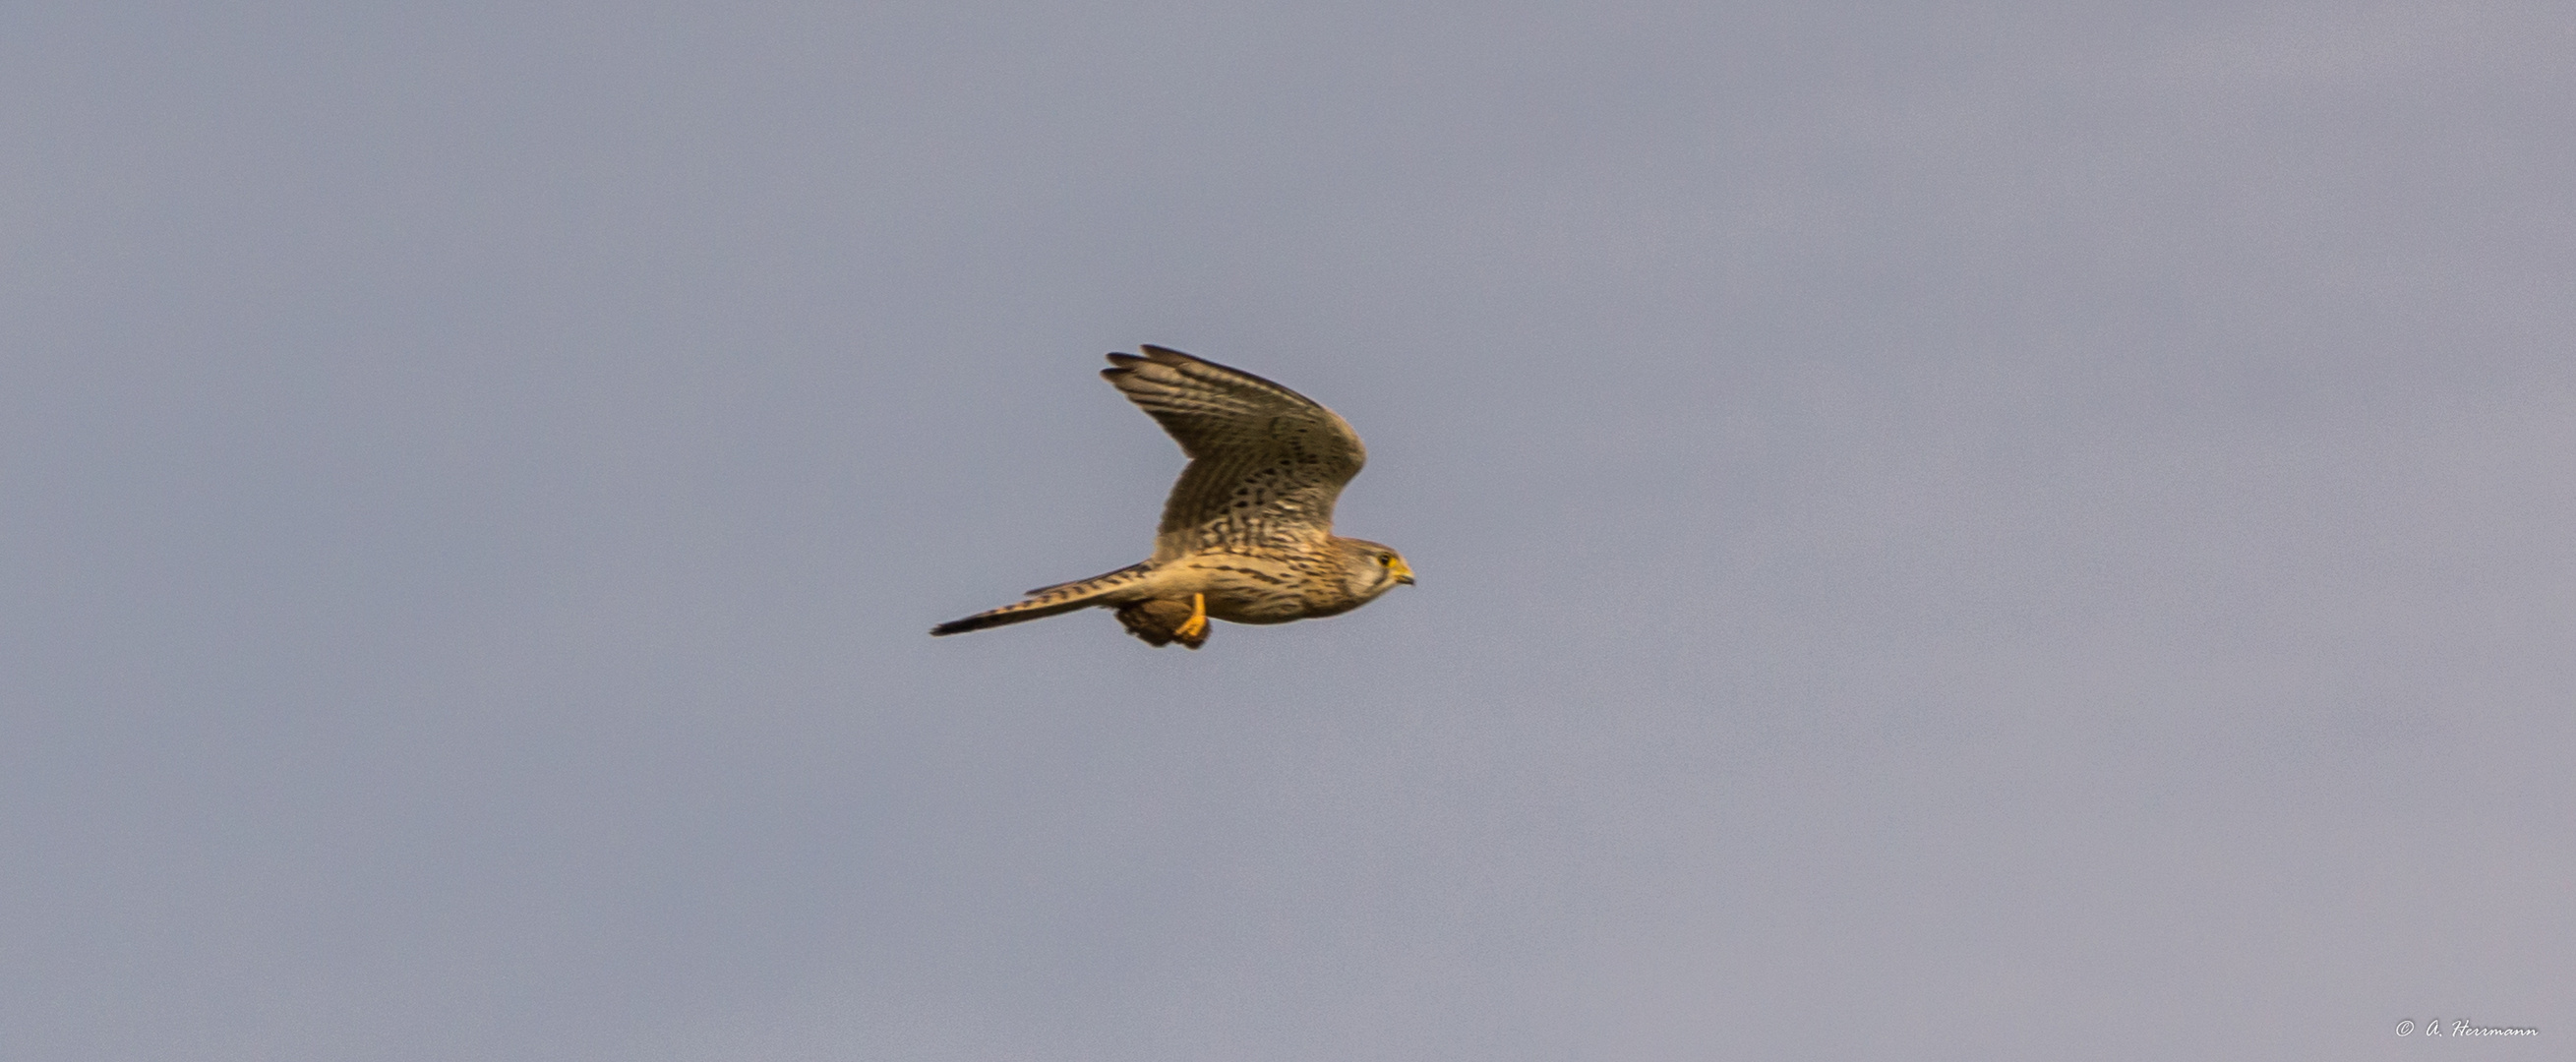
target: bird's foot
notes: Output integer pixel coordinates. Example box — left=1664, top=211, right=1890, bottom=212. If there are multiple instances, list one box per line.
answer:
left=1173, top=593, right=1209, bottom=649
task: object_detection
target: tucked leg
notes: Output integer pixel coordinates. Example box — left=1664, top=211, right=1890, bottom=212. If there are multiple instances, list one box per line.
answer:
left=1171, top=593, right=1209, bottom=649
left=1116, top=597, right=1204, bottom=648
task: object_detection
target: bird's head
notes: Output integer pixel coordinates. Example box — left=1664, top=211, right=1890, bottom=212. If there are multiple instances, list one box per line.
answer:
left=1335, top=538, right=1414, bottom=599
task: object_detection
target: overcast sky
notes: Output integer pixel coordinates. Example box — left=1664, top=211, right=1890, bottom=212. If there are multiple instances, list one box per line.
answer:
left=4, top=2, right=2570, bottom=1059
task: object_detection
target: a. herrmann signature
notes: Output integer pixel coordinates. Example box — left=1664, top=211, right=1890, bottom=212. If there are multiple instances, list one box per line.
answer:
left=2396, top=1019, right=2538, bottom=1037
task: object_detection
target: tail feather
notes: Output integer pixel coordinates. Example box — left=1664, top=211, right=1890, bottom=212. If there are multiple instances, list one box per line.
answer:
left=930, top=562, right=1152, bottom=637
left=1023, top=562, right=1146, bottom=598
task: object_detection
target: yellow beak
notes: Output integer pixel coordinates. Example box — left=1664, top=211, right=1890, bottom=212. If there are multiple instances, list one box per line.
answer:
left=1390, top=559, right=1414, bottom=585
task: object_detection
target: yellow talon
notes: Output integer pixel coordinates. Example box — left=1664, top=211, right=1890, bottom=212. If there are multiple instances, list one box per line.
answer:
left=1173, top=593, right=1208, bottom=641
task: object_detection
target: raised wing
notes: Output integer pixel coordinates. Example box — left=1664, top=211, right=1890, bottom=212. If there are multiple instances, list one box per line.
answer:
left=1102, top=346, right=1366, bottom=560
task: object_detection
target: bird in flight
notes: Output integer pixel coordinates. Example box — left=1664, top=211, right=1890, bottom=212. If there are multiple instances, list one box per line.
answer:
left=932, top=345, right=1412, bottom=649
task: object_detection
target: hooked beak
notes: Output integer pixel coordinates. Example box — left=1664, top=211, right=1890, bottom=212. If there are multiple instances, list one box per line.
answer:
left=1391, top=559, right=1415, bottom=586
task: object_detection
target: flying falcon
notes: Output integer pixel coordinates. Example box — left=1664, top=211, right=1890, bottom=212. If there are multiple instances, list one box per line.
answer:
left=932, top=345, right=1413, bottom=649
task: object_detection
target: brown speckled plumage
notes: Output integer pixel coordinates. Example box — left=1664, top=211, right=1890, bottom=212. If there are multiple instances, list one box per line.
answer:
left=932, top=346, right=1412, bottom=649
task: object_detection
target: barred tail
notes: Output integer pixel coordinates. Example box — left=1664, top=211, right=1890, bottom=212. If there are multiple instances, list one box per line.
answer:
left=929, top=563, right=1151, bottom=636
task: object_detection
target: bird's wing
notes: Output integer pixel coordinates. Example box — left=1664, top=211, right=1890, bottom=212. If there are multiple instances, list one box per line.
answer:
left=1102, top=346, right=1366, bottom=561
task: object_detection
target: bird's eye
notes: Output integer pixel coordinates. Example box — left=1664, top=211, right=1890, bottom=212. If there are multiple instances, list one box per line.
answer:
left=1379, top=555, right=1393, bottom=565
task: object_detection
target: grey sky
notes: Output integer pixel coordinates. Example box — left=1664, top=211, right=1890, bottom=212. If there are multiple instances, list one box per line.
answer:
left=4, top=2, right=2569, bottom=1059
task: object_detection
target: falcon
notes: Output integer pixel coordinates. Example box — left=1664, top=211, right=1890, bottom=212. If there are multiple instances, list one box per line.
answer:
left=932, top=345, right=1413, bottom=649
